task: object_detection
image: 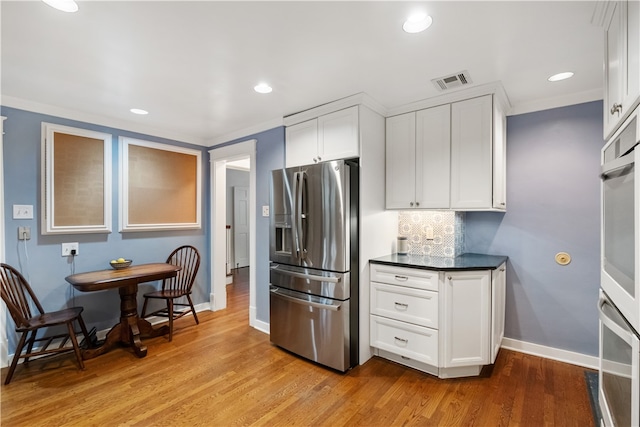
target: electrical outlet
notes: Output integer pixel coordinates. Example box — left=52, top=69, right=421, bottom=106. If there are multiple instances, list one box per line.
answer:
left=18, top=226, right=31, bottom=240
left=61, top=242, right=79, bottom=257
left=262, top=205, right=270, bottom=217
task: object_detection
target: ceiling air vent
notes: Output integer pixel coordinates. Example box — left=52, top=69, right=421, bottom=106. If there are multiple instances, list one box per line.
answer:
left=432, top=70, right=473, bottom=91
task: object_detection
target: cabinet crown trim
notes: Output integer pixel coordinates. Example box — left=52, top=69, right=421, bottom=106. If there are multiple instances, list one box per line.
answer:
left=386, top=82, right=511, bottom=117
left=283, top=93, right=386, bottom=126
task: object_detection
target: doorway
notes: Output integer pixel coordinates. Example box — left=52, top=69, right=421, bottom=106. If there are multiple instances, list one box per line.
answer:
left=209, top=140, right=257, bottom=328
left=233, top=186, right=250, bottom=269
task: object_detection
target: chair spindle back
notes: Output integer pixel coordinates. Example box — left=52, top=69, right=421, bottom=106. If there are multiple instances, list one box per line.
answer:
left=163, top=246, right=200, bottom=293
left=0, top=263, right=45, bottom=329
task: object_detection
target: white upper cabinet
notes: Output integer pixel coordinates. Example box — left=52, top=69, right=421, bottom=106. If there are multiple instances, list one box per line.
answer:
left=286, top=106, right=359, bottom=167
left=385, top=85, right=507, bottom=211
left=602, top=0, right=640, bottom=140
left=450, top=95, right=493, bottom=209
left=417, top=105, right=451, bottom=208
left=385, top=112, right=417, bottom=208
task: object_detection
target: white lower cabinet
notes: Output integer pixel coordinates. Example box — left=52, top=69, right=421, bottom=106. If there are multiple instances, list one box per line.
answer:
left=369, top=262, right=506, bottom=379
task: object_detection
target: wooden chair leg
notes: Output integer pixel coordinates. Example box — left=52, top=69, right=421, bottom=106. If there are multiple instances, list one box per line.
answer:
left=5, top=332, right=28, bottom=385
left=141, top=297, right=149, bottom=318
left=167, top=299, right=174, bottom=342
left=24, top=330, right=37, bottom=364
left=76, top=314, right=92, bottom=347
left=66, top=322, right=85, bottom=370
left=186, top=294, right=199, bottom=325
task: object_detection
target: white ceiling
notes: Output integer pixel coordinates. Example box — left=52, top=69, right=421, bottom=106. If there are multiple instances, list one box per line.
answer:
left=1, top=1, right=604, bottom=147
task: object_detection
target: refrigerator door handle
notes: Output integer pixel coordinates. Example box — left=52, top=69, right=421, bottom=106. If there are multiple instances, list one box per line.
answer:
left=297, top=170, right=307, bottom=260
left=291, top=171, right=302, bottom=260
left=271, top=265, right=341, bottom=283
left=270, top=287, right=341, bottom=311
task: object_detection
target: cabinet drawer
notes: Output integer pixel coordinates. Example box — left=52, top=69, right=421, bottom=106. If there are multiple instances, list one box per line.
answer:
left=370, top=315, right=438, bottom=366
left=369, top=264, right=439, bottom=291
left=371, top=282, right=438, bottom=328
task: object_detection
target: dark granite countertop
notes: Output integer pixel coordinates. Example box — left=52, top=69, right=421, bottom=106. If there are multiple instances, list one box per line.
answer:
left=370, top=253, right=508, bottom=271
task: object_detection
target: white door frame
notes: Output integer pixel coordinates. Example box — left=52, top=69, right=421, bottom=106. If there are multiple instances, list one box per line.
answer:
left=1, top=117, right=8, bottom=368
left=209, top=140, right=257, bottom=326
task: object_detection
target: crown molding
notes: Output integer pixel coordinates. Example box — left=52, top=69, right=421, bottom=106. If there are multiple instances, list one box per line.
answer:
left=1, top=95, right=207, bottom=146
left=207, top=117, right=284, bottom=147
left=283, top=92, right=387, bottom=126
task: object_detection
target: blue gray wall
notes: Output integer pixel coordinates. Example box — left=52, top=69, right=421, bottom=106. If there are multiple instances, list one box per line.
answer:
left=465, top=100, right=604, bottom=356
left=1, top=106, right=210, bottom=352
left=1, top=100, right=604, bottom=358
left=213, top=127, right=285, bottom=323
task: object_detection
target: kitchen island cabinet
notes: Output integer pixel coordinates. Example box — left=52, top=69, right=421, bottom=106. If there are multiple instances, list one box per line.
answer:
left=369, top=253, right=507, bottom=378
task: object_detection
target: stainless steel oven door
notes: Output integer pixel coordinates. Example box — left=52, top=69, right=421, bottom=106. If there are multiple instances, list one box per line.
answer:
left=269, top=285, right=350, bottom=372
left=599, top=291, right=640, bottom=427
left=601, top=147, right=639, bottom=331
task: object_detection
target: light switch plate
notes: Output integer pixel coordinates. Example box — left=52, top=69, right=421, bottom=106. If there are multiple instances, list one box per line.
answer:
left=262, top=205, right=270, bottom=217
left=13, top=205, right=34, bottom=219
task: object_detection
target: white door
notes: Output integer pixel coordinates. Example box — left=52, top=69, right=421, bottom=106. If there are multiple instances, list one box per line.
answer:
left=450, top=95, right=493, bottom=209
left=233, top=186, right=250, bottom=268
left=285, top=119, right=317, bottom=168
left=318, top=106, right=359, bottom=162
left=385, top=112, right=416, bottom=209
left=416, top=104, right=451, bottom=208
left=442, top=270, right=491, bottom=367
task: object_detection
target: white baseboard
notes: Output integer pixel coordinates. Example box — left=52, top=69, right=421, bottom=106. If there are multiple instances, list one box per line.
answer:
left=1, top=337, right=8, bottom=369
left=501, top=338, right=599, bottom=370
left=250, top=306, right=269, bottom=334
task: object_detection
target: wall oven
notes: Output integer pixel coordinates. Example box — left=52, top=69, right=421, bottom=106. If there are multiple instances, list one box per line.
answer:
left=601, top=112, right=639, bottom=331
left=600, top=108, right=640, bottom=426
left=599, top=291, right=639, bottom=427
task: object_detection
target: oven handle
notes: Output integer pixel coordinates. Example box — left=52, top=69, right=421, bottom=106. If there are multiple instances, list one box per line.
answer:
left=270, top=287, right=341, bottom=311
left=600, top=152, right=635, bottom=179
left=599, top=295, right=634, bottom=346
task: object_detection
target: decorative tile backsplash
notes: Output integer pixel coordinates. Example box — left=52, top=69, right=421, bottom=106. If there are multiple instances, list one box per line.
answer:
left=398, top=211, right=465, bottom=257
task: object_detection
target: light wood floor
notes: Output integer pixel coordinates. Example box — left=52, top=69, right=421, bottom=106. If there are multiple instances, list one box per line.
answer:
left=1, top=267, right=595, bottom=426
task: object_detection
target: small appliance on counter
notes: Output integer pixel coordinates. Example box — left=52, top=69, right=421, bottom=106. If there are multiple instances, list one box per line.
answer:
left=397, top=236, right=408, bottom=255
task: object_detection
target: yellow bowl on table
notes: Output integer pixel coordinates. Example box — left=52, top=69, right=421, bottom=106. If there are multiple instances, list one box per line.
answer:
left=109, top=259, right=132, bottom=269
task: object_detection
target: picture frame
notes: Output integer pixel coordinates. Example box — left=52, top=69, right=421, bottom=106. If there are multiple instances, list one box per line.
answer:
left=119, top=137, right=201, bottom=232
left=41, top=122, right=112, bottom=235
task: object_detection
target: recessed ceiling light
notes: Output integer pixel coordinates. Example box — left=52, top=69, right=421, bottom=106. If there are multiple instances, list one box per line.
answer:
left=130, top=108, right=149, bottom=115
left=548, top=72, right=574, bottom=82
left=403, top=12, right=433, bottom=33
left=254, top=83, right=273, bottom=94
left=42, top=0, right=78, bottom=13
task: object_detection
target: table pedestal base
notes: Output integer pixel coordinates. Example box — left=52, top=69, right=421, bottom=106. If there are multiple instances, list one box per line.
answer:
left=81, top=283, right=169, bottom=360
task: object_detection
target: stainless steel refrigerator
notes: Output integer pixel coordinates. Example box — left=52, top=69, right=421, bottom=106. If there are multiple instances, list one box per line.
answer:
left=269, top=159, right=359, bottom=372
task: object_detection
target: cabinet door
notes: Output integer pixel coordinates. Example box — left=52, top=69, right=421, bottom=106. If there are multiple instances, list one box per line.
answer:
left=450, top=95, right=493, bottom=209
left=491, top=263, right=506, bottom=364
left=442, top=270, right=491, bottom=368
left=318, top=106, right=359, bottom=162
left=492, top=101, right=507, bottom=210
left=286, top=119, right=318, bottom=168
left=604, top=1, right=625, bottom=138
left=416, top=105, right=450, bottom=208
left=386, top=112, right=417, bottom=209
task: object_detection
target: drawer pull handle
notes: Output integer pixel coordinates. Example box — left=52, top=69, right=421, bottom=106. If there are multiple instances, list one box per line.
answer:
left=401, top=356, right=411, bottom=360
left=394, top=302, right=408, bottom=310
left=394, top=275, right=409, bottom=281
left=394, top=336, right=408, bottom=345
